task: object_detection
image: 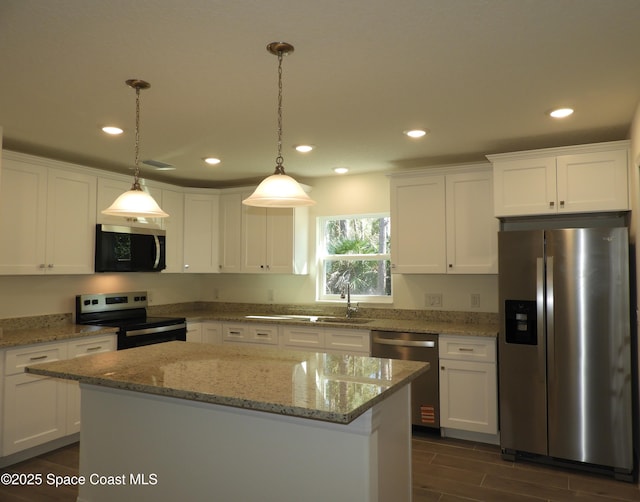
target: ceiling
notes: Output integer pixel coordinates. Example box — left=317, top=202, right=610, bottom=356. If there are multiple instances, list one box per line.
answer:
left=1, top=0, right=640, bottom=189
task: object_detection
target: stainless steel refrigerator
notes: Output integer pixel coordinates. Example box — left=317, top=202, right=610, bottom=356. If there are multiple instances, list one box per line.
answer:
left=498, top=227, right=633, bottom=478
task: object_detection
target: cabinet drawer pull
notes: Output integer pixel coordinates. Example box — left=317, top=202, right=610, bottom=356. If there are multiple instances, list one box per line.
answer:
left=29, top=355, right=48, bottom=361
left=256, top=332, right=269, bottom=337
left=86, top=346, right=103, bottom=352
left=229, top=331, right=241, bottom=335
left=458, top=347, right=474, bottom=352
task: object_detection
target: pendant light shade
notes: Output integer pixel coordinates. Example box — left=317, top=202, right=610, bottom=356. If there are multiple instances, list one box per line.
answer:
left=243, top=172, right=314, bottom=207
left=102, top=79, right=169, bottom=219
left=243, top=42, right=315, bottom=208
left=101, top=188, right=168, bottom=218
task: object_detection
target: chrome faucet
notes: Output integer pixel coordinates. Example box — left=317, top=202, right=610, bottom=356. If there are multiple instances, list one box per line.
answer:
left=340, top=283, right=359, bottom=318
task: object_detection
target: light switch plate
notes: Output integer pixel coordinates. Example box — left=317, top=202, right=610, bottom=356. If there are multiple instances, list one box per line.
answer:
left=425, top=293, right=442, bottom=308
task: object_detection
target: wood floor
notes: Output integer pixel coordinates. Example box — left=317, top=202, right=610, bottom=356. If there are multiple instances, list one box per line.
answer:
left=412, top=431, right=640, bottom=501
left=0, top=433, right=638, bottom=501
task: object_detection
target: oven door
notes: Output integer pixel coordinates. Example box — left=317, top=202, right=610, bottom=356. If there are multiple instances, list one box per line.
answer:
left=118, top=323, right=187, bottom=350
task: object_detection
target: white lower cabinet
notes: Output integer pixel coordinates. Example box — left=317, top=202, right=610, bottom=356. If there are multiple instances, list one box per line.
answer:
left=202, top=322, right=223, bottom=345
left=281, top=326, right=370, bottom=354
left=281, top=326, right=325, bottom=351
left=66, top=335, right=116, bottom=434
left=438, top=335, right=497, bottom=435
left=2, top=335, right=116, bottom=457
left=186, top=322, right=203, bottom=343
left=324, top=329, right=370, bottom=354
left=3, top=341, right=68, bottom=456
left=222, top=323, right=278, bottom=347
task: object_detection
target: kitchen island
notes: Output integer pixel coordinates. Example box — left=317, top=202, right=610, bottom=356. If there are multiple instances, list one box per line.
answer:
left=27, top=341, right=428, bottom=502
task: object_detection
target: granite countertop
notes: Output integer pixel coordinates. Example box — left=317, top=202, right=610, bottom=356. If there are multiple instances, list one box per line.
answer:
left=0, top=304, right=498, bottom=350
left=0, top=324, right=118, bottom=349
left=181, top=310, right=499, bottom=337
left=26, top=341, right=429, bottom=424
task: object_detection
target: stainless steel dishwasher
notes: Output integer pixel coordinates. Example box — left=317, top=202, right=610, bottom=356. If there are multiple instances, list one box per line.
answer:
left=371, top=331, right=439, bottom=429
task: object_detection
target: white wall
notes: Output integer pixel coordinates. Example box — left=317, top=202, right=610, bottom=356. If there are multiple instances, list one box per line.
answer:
left=0, top=273, right=206, bottom=319
left=0, top=169, right=499, bottom=320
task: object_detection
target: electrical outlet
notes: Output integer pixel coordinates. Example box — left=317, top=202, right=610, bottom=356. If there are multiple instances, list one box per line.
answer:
left=470, top=293, right=481, bottom=309
left=425, top=293, right=442, bottom=308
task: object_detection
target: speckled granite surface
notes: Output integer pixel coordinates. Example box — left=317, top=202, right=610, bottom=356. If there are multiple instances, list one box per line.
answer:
left=0, top=302, right=498, bottom=349
left=0, top=324, right=118, bottom=349
left=169, top=304, right=499, bottom=337
left=27, top=341, right=429, bottom=424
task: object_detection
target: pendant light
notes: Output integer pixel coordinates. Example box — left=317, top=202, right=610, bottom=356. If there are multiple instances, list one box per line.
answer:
left=243, top=42, right=316, bottom=207
left=102, top=79, right=169, bottom=219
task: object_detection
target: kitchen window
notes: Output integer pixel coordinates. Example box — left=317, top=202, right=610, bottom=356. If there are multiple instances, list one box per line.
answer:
left=317, top=214, right=391, bottom=303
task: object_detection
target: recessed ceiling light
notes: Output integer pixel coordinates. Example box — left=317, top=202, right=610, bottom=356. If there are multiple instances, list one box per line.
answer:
left=333, top=167, right=349, bottom=174
left=102, top=126, right=123, bottom=135
left=295, top=145, right=314, bottom=153
left=549, top=108, right=574, bottom=118
left=404, top=129, right=428, bottom=138
left=204, top=157, right=221, bottom=165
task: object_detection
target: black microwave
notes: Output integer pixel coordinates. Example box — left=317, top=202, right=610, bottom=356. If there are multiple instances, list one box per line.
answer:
left=95, top=224, right=166, bottom=272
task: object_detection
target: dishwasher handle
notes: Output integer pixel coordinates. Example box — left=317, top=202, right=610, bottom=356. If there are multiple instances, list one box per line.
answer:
left=372, top=336, right=436, bottom=348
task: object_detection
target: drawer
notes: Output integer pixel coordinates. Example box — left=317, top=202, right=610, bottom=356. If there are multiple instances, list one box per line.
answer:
left=281, top=327, right=325, bottom=350
left=438, top=335, right=496, bottom=363
left=247, top=324, right=278, bottom=345
left=325, top=329, right=370, bottom=354
left=68, top=335, right=116, bottom=358
left=223, top=324, right=250, bottom=343
left=5, top=341, right=68, bottom=376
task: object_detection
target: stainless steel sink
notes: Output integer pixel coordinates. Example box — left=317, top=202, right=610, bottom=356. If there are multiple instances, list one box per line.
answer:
left=244, top=314, right=372, bottom=324
left=315, top=317, right=372, bottom=324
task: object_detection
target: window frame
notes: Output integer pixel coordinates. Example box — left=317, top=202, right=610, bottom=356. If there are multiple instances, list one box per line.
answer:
left=316, top=213, right=392, bottom=304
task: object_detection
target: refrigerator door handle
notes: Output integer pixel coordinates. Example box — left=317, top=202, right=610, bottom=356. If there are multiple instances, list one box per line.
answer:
left=546, top=256, right=554, bottom=379
left=536, top=257, right=546, bottom=375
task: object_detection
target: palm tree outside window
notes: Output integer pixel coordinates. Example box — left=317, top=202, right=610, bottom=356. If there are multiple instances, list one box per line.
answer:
left=317, top=214, right=391, bottom=302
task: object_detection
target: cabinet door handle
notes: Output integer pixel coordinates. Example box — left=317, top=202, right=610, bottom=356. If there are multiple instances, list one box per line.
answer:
left=440, top=366, right=445, bottom=370
left=549, top=201, right=555, bottom=208
left=29, top=355, right=48, bottom=361
left=86, top=346, right=103, bottom=352
left=559, top=200, right=565, bottom=207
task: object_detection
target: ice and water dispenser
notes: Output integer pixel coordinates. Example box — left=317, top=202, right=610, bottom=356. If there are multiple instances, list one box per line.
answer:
left=505, top=300, right=537, bottom=345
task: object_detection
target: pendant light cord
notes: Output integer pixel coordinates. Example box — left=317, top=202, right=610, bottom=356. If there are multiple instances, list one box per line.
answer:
left=132, top=85, right=142, bottom=190
left=274, top=50, right=286, bottom=175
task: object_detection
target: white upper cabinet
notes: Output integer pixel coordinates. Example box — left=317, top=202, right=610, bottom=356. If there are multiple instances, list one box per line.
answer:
left=161, top=188, right=185, bottom=273
left=390, top=174, right=446, bottom=274
left=490, top=141, right=629, bottom=217
left=218, top=192, right=243, bottom=273
left=390, top=165, right=497, bottom=274
left=0, top=153, right=96, bottom=274
left=241, top=192, right=308, bottom=274
left=183, top=192, right=219, bottom=273
left=445, top=169, right=498, bottom=274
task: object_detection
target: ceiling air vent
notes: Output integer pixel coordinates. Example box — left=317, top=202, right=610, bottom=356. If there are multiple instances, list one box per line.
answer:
left=143, top=159, right=175, bottom=171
